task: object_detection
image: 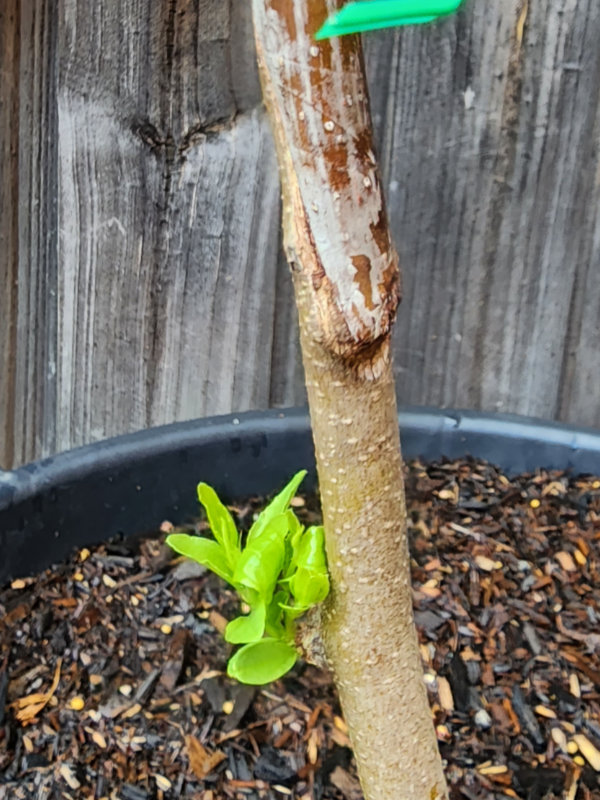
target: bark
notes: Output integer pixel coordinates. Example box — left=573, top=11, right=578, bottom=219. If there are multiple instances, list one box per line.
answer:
left=251, top=1, right=448, bottom=798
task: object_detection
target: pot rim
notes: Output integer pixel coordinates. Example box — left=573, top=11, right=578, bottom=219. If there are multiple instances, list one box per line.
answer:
left=2, top=406, right=599, bottom=583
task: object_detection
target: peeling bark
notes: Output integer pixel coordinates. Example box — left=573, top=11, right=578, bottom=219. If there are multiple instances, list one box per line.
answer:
left=252, top=1, right=448, bottom=798
left=252, top=0, right=400, bottom=368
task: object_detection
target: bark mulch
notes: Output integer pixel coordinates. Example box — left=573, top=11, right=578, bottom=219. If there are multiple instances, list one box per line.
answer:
left=1, top=457, right=600, bottom=800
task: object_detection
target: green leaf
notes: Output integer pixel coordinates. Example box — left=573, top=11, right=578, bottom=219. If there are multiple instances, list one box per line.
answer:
left=265, top=589, right=290, bottom=640
left=233, top=514, right=288, bottom=601
left=294, top=526, right=328, bottom=573
left=281, top=509, right=305, bottom=578
left=197, top=483, right=240, bottom=567
left=289, top=526, right=330, bottom=609
left=225, top=599, right=266, bottom=644
left=289, top=570, right=330, bottom=610
left=227, top=639, right=298, bottom=685
left=247, top=470, right=307, bottom=543
left=166, top=533, right=233, bottom=584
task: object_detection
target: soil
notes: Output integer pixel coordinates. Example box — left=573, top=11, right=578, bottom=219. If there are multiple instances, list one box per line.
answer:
left=1, top=457, right=600, bottom=800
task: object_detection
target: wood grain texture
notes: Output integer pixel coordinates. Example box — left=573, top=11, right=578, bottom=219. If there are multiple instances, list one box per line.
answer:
left=2, top=0, right=281, bottom=467
left=2, top=0, right=600, bottom=468
left=0, top=0, right=20, bottom=468
left=7, top=0, right=61, bottom=465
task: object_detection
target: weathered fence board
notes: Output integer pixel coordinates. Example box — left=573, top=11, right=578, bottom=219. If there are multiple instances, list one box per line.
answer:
left=0, top=1, right=19, bottom=468
left=1, top=0, right=599, bottom=469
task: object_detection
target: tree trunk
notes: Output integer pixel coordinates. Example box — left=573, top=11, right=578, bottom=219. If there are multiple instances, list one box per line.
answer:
left=252, top=2, right=448, bottom=798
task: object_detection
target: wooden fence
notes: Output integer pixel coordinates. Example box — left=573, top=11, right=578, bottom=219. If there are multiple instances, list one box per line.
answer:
left=1, top=0, right=599, bottom=469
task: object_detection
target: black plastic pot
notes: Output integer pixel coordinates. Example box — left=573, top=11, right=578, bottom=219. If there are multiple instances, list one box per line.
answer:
left=2, top=406, right=600, bottom=585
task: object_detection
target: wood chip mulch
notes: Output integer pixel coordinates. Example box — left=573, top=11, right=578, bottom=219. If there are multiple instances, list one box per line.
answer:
left=1, top=457, right=600, bottom=800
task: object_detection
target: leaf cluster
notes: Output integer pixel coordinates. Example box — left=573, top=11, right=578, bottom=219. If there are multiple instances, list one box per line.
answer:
left=166, top=471, right=329, bottom=685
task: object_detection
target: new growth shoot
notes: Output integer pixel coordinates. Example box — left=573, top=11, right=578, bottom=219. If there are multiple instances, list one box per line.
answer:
left=166, top=471, right=329, bottom=685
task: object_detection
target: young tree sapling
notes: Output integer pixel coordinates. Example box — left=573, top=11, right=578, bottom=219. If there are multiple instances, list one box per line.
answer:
left=250, top=0, right=450, bottom=797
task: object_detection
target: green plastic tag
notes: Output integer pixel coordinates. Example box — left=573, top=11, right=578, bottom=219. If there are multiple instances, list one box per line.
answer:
left=316, top=0, right=464, bottom=40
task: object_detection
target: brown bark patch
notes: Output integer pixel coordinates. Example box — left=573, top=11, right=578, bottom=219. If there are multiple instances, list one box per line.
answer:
left=352, top=129, right=375, bottom=164
left=270, top=0, right=297, bottom=41
left=381, top=255, right=402, bottom=309
left=370, top=208, right=390, bottom=256
left=351, top=255, right=376, bottom=311
left=307, top=0, right=330, bottom=36
left=324, top=142, right=350, bottom=191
